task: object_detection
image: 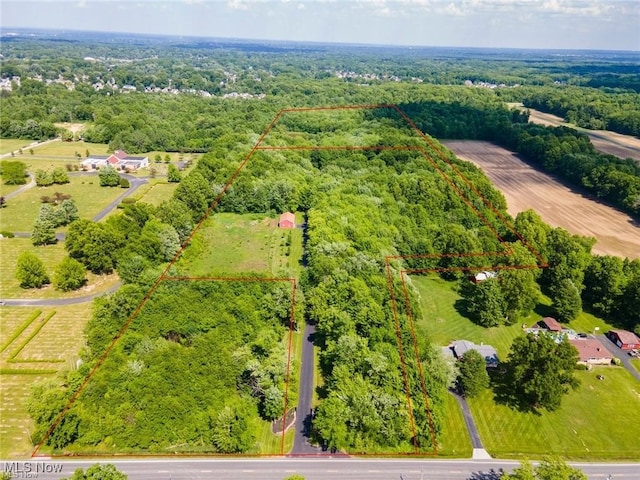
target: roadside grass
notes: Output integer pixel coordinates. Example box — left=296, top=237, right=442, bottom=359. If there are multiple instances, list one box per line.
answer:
left=0, top=174, right=125, bottom=232
left=135, top=181, right=178, bottom=206
left=438, top=392, right=473, bottom=457
left=0, top=181, right=22, bottom=197
left=255, top=420, right=295, bottom=455
left=176, top=213, right=293, bottom=276
left=0, top=372, right=54, bottom=458
left=0, top=237, right=119, bottom=299
left=31, top=141, right=109, bottom=157
left=630, top=358, right=640, bottom=373
left=0, top=303, right=93, bottom=459
left=0, top=139, right=33, bottom=155
left=410, top=274, right=531, bottom=359
left=10, top=155, right=84, bottom=172
left=469, top=367, right=640, bottom=459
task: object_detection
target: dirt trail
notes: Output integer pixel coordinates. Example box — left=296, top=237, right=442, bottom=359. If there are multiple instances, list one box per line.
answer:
left=444, top=140, right=640, bottom=259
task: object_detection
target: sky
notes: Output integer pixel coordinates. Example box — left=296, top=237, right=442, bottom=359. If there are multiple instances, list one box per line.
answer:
left=1, top=0, right=639, bottom=51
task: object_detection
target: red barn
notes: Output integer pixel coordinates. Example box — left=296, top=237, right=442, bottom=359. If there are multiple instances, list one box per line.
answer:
left=278, top=212, right=295, bottom=229
left=606, top=329, right=640, bottom=350
left=536, top=317, right=563, bottom=332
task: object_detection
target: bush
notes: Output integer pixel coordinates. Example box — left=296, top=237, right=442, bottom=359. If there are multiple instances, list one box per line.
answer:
left=0, top=230, right=15, bottom=238
left=119, top=177, right=130, bottom=188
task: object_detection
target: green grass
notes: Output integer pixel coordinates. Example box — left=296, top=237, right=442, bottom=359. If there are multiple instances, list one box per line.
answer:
left=469, top=367, right=640, bottom=459
left=0, top=237, right=120, bottom=299
left=135, top=181, right=178, bottom=206
left=176, top=213, right=300, bottom=277
left=0, top=303, right=93, bottom=459
left=630, top=358, right=640, bottom=373
left=411, top=274, right=531, bottom=359
left=438, top=392, right=473, bottom=457
left=31, top=140, right=110, bottom=157
left=0, top=139, right=33, bottom=155
left=0, top=175, right=125, bottom=232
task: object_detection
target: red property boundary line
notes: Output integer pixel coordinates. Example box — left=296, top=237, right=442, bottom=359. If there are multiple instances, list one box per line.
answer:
left=31, top=104, right=546, bottom=458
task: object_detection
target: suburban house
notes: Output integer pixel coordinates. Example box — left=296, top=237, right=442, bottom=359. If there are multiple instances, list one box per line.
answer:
left=278, top=212, right=296, bottom=229
left=569, top=338, right=613, bottom=366
left=470, top=271, right=497, bottom=283
left=444, top=340, right=499, bottom=368
left=81, top=150, right=149, bottom=171
left=606, top=329, right=640, bottom=350
left=536, top=317, right=563, bottom=332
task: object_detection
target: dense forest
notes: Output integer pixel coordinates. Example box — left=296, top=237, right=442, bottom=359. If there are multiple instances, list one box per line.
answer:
left=5, top=31, right=639, bottom=454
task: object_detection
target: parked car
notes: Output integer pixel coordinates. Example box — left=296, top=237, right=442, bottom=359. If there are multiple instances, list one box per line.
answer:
left=628, top=349, right=639, bottom=357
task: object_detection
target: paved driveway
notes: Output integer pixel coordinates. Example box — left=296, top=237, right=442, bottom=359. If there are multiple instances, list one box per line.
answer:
left=597, top=334, right=640, bottom=383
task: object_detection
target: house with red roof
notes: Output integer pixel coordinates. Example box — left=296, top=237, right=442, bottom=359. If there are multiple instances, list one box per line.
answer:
left=82, top=150, right=149, bottom=171
left=569, top=338, right=613, bottom=365
left=278, top=212, right=296, bottom=229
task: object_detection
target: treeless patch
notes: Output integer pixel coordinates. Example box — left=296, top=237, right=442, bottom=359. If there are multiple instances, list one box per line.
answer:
left=444, top=140, right=640, bottom=259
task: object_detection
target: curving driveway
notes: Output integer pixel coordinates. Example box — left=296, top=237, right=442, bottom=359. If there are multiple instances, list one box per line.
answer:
left=0, top=283, right=121, bottom=306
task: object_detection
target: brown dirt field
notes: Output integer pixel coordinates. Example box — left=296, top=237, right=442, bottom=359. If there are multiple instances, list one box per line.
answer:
left=525, top=108, right=640, bottom=163
left=443, top=140, right=640, bottom=259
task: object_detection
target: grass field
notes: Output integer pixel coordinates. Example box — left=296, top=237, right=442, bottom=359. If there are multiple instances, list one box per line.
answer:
left=0, top=174, right=124, bottom=232
left=469, top=367, right=640, bottom=459
left=176, top=213, right=301, bottom=277
left=0, top=303, right=93, bottom=459
left=438, top=393, right=473, bottom=457
left=0, top=139, right=33, bottom=155
left=0, top=237, right=120, bottom=299
left=30, top=140, right=110, bottom=157
left=411, top=274, right=531, bottom=359
left=135, top=181, right=178, bottom=206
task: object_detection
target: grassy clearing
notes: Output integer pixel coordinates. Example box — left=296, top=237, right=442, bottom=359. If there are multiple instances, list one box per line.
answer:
left=438, top=392, right=473, bottom=457
left=0, top=237, right=119, bottom=299
left=176, top=213, right=299, bottom=277
left=31, top=141, right=109, bottom=157
left=0, top=174, right=124, bottom=231
left=135, top=181, right=178, bottom=206
left=411, top=274, right=530, bottom=359
left=630, top=358, right=640, bottom=373
left=0, top=302, right=93, bottom=459
left=0, top=182, right=24, bottom=197
left=0, top=139, right=33, bottom=155
left=469, top=367, right=640, bottom=459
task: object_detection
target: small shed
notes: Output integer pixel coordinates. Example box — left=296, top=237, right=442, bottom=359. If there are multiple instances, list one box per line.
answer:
left=537, top=317, right=563, bottom=332
left=607, top=329, right=640, bottom=350
left=278, top=212, right=295, bottom=229
left=470, top=271, right=497, bottom=284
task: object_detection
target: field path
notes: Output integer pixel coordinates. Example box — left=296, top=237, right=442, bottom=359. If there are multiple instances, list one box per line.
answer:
left=444, top=140, right=640, bottom=259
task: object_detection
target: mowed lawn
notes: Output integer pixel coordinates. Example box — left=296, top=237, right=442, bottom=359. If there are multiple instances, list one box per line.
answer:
left=0, top=303, right=93, bottom=459
left=438, top=393, right=473, bottom=457
left=0, top=237, right=120, bottom=299
left=0, top=138, right=33, bottom=155
left=30, top=140, right=110, bottom=157
left=410, top=274, right=530, bottom=359
left=135, top=181, right=178, bottom=206
left=0, top=175, right=124, bottom=232
left=411, top=274, right=640, bottom=459
left=176, top=213, right=298, bottom=277
left=469, top=367, right=640, bottom=459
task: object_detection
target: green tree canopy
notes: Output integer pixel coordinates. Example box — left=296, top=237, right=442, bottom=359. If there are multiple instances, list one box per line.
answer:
left=98, top=165, right=121, bottom=187
left=1, top=160, right=28, bottom=185
left=457, top=349, right=489, bottom=397
left=16, top=251, right=50, bottom=288
left=505, top=333, right=580, bottom=411
left=53, top=256, right=87, bottom=291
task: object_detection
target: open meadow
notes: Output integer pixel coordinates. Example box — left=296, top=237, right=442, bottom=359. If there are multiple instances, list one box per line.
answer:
left=0, top=303, right=92, bottom=459
left=443, top=140, right=640, bottom=259
left=0, top=237, right=119, bottom=299
left=0, top=174, right=125, bottom=232
left=176, top=212, right=302, bottom=277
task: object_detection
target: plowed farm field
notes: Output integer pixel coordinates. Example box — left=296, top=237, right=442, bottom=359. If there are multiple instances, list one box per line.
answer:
left=444, top=140, right=640, bottom=259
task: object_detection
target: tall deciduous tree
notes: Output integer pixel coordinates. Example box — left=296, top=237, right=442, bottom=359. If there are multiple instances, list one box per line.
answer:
left=464, top=278, right=506, bottom=327
left=457, top=349, right=489, bottom=397
left=16, top=251, right=50, bottom=288
left=98, top=165, right=121, bottom=187
left=52, top=167, right=70, bottom=184
left=552, top=278, right=582, bottom=323
left=0, top=160, right=28, bottom=185
left=53, top=257, right=87, bottom=291
left=583, top=255, right=625, bottom=317
left=505, top=333, right=579, bottom=411
left=31, top=215, right=57, bottom=246
left=167, top=163, right=181, bottom=183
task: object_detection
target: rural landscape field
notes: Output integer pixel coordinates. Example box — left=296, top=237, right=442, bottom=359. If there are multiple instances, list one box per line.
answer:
left=444, top=140, right=640, bottom=259
left=1, top=17, right=640, bottom=480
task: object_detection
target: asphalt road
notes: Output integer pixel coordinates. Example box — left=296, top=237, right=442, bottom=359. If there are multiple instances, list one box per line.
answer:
left=597, top=334, right=640, bottom=383
left=292, top=322, right=322, bottom=455
left=0, top=283, right=121, bottom=306
left=3, top=458, right=638, bottom=480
